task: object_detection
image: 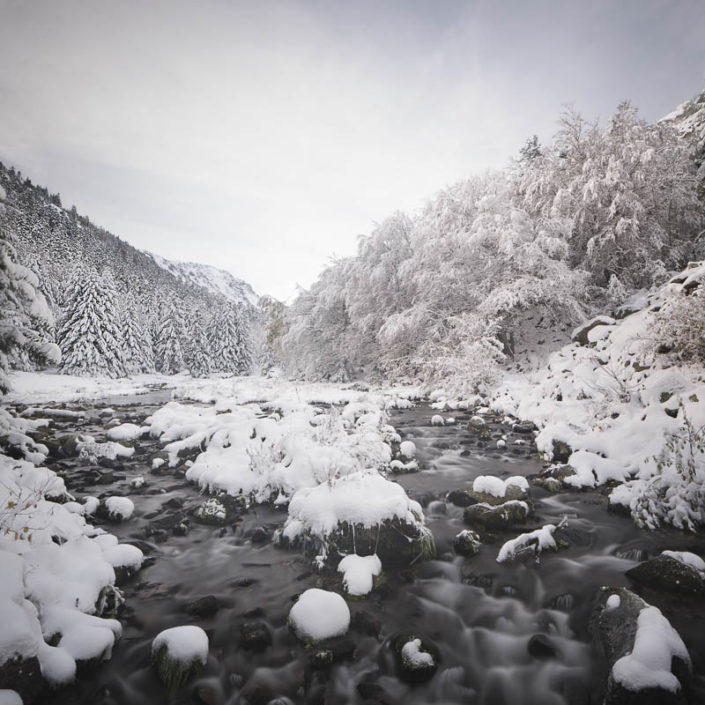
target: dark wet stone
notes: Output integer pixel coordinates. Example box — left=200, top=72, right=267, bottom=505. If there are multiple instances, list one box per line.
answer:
left=173, top=521, right=190, bottom=536
left=164, top=497, right=184, bottom=509
left=626, top=554, right=705, bottom=598
left=512, top=421, right=537, bottom=434
left=249, top=526, right=270, bottom=544
left=0, top=655, right=42, bottom=703
left=528, top=633, right=558, bottom=660
left=243, top=606, right=265, bottom=619
left=551, top=440, right=572, bottom=463
left=308, top=638, right=355, bottom=669
left=97, top=457, right=119, bottom=469
left=96, top=468, right=115, bottom=484
left=357, top=681, right=398, bottom=704
left=231, top=577, right=258, bottom=589
left=239, top=621, right=272, bottom=652
left=185, top=595, right=221, bottom=617
left=95, top=584, right=126, bottom=618
left=461, top=573, right=494, bottom=590
left=447, top=489, right=478, bottom=508
left=351, top=610, right=381, bottom=638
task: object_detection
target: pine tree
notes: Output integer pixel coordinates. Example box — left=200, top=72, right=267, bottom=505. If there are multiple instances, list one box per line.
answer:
left=58, top=266, right=127, bottom=377
left=119, top=293, right=154, bottom=374
left=183, top=307, right=211, bottom=378
left=155, top=299, right=186, bottom=374
left=209, top=302, right=252, bottom=375
left=233, top=303, right=253, bottom=375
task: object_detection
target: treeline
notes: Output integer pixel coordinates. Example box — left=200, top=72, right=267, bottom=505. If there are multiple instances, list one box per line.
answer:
left=0, top=163, right=259, bottom=380
left=278, top=102, right=705, bottom=394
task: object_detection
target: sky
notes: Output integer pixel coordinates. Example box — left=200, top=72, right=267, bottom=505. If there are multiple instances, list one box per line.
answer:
left=0, top=0, right=703, bottom=301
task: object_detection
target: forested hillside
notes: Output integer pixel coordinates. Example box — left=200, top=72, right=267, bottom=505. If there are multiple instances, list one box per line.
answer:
left=0, top=162, right=259, bottom=379
left=280, top=100, right=705, bottom=394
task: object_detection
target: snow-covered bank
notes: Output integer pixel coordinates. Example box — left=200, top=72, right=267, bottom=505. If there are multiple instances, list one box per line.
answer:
left=4, top=371, right=186, bottom=405
left=492, top=262, right=705, bottom=530
left=0, top=452, right=142, bottom=696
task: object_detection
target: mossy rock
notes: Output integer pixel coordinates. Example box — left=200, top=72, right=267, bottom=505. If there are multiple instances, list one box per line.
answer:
left=152, top=644, right=205, bottom=692
left=452, top=484, right=530, bottom=508
left=453, top=529, right=481, bottom=557
left=464, top=500, right=529, bottom=530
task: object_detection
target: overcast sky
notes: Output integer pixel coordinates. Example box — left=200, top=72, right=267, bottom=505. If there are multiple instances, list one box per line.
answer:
left=0, top=0, right=703, bottom=301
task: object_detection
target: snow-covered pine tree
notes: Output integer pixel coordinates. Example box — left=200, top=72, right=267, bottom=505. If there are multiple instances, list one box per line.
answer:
left=119, top=293, right=154, bottom=374
left=155, top=298, right=186, bottom=374
left=234, top=303, right=253, bottom=375
left=209, top=302, right=251, bottom=375
left=0, top=184, right=60, bottom=393
left=58, top=266, right=127, bottom=377
left=183, top=306, right=211, bottom=378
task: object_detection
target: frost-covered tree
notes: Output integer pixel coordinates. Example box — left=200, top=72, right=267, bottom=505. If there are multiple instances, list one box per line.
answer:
left=279, top=100, right=703, bottom=390
left=209, top=302, right=252, bottom=375
left=58, top=266, right=126, bottom=377
left=154, top=299, right=186, bottom=374
left=183, top=308, right=211, bottom=378
left=119, top=293, right=154, bottom=374
left=0, top=185, right=60, bottom=393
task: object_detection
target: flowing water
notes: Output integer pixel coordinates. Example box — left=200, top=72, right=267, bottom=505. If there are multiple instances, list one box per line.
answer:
left=21, top=397, right=705, bottom=705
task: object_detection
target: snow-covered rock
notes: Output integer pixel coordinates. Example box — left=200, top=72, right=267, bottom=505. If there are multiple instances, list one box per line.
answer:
left=151, top=625, right=208, bottom=690
left=288, top=589, right=350, bottom=642
left=337, top=554, right=382, bottom=596
left=103, top=496, right=134, bottom=522
left=106, top=423, right=144, bottom=442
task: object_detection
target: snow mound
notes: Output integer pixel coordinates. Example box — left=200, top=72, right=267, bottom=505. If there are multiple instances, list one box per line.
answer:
left=152, top=625, right=209, bottom=665
left=611, top=606, right=690, bottom=693
left=401, top=638, right=435, bottom=668
left=289, top=589, right=350, bottom=642
left=104, top=496, right=134, bottom=521
left=497, top=523, right=559, bottom=563
left=337, top=554, right=382, bottom=596
left=106, top=423, right=144, bottom=441
left=473, top=475, right=529, bottom=498
left=282, top=471, right=424, bottom=541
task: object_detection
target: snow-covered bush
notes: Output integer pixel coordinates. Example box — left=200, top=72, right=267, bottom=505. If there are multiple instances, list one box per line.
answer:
left=649, top=283, right=705, bottom=363
left=631, top=413, right=705, bottom=531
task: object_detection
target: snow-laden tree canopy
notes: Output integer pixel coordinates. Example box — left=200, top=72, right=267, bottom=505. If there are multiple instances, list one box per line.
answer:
left=280, top=103, right=704, bottom=393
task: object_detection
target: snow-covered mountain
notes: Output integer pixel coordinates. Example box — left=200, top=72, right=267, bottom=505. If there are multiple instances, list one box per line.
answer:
left=148, top=253, right=259, bottom=306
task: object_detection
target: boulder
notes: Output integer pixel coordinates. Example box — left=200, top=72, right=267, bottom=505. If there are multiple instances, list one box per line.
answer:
left=151, top=626, right=208, bottom=691
left=184, top=595, right=221, bottom=618
left=590, top=587, right=691, bottom=705
left=453, top=529, right=481, bottom=557
left=239, top=621, right=272, bottom=652
left=464, top=500, right=529, bottom=531
left=626, top=554, right=705, bottom=598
